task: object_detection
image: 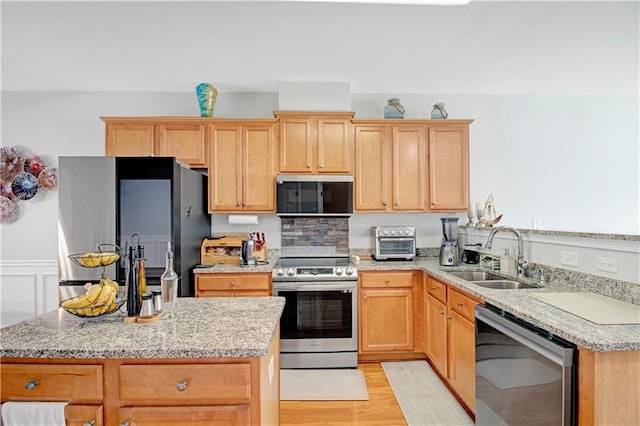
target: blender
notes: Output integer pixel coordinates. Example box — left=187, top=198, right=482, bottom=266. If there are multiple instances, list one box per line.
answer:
left=439, top=218, right=460, bottom=266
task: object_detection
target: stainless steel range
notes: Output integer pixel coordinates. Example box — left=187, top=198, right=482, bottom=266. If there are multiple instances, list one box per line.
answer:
left=272, top=257, right=358, bottom=369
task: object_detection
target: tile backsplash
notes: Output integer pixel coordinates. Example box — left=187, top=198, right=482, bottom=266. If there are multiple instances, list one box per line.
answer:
left=280, top=217, right=349, bottom=257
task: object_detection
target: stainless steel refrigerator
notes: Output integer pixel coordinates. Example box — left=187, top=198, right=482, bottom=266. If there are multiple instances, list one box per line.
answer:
left=58, top=157, right=211, bottom=301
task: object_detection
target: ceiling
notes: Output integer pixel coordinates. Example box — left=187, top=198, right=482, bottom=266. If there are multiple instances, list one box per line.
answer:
left=1, top=1, right=638, bottom=94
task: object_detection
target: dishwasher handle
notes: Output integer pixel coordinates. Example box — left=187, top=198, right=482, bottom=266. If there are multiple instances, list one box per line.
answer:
left=475, top=305, right=574, bottom=367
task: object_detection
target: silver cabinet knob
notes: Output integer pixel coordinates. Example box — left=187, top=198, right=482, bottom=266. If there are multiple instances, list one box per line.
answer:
left=457, top=302, right=464, bottom=307
left=363, top=295, right=368, bottom=300
left=319, top=164, right=323, bottom=168
left=120, top=422, right=130, bottom=426
left=25, top=380, right=38, bottom=390
left=176, top=380, right=187, bottom=392
left=83, top=421, right=96, bottom=426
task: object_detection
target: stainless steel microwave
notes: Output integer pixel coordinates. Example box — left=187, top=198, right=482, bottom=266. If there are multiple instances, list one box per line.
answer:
left=276, top=175, right=353, bottom=216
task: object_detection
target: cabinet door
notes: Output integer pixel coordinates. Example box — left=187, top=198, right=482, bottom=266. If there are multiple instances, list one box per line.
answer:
left=105, top=123, right=154, bottom=157
left=243, top=124, right=276, bottom=212
left=354, top=125, right=389, bottom=211
left=391, top=125, right=427, bottom=211
left=427, top=125, right=469, bottom=211
left=317, top=118, right=352, bottom=173
left=279, top=116, right=313, bottom=173
left=447, top=309, right=476, bottom=411
left=65, top=404, right=103, bottom=426
left=360, top=288, right=413, bottom=352
left=426, top=294, right=448, bottom=377
left=157, top=123, right=208, bottom=167
left=119, top=405, right=250, bottom=426
left=209, top=125, right=242, bottom=211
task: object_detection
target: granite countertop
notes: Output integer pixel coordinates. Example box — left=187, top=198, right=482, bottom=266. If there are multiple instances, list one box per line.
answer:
left=0, top=297, right=285, bottom=360
left=196, top=256, right=639, bottom=352
left=357, top=257, right=640, bottom=352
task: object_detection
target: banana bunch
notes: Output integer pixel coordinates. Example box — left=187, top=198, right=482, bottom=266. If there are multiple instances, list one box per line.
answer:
left=62, top=277, right=120, bottom=316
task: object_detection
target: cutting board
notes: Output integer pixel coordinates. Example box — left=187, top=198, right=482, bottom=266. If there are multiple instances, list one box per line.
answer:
left=529, top=293, right=640, bottom=325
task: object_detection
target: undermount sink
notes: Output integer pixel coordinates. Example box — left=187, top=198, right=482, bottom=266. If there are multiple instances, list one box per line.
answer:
left=447, top=270, right=537, bottom=289
left=472, top=280, right=537, bottom=290
left=447, top=270, right=505, bottom=281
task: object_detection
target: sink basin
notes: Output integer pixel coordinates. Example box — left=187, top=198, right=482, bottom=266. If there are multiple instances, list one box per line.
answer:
left=447, top=270, right=505, bottom=281
left=473, top=280, right=537, bottom=290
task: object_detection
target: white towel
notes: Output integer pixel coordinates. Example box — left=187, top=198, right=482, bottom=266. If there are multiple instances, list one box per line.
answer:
left=1, top=401, right=67, bottom=426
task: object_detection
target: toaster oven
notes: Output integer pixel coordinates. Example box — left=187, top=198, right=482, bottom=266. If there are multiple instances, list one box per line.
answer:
left=371, top=226, right=416, bottom=260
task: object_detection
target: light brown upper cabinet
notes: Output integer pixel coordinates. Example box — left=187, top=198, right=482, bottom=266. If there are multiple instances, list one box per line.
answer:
left=353, top=119, right=473, bottom=213
left=208, top=120, right=277, bottom=213
left=275, top=112, right=354, bottom=174
left=353, top=121, right=427, bottom=212
left=102, top=117, right=209, bottom=168
left=427, top=123, right=471, bottom=211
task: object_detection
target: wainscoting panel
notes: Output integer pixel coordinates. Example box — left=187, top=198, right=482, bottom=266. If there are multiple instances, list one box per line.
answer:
left=0, top=260, right=58, bottom=328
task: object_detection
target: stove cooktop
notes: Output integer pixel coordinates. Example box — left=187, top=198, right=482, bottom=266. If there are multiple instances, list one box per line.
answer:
left=272, top=256, right=357, bottom=281
left=275, top=257, right=351, bottom=268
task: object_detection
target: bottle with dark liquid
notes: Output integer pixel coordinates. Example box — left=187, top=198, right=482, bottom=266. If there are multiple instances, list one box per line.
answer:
left=126, top=245, right=140, bottom=317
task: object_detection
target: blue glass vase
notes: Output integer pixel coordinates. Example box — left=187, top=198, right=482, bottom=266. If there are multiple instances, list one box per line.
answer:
left=195, top=82, right=218, bottom=117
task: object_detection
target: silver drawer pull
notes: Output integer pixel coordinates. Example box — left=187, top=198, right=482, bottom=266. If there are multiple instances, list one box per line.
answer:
left=176, top=380, right=187, bottom=391
left=83, top=421, right=96, bottom=426
left=120, top=422, right=130, bottom=426
left=25, top=380, right=38, bottom=390
left=457, top=301, right=464, bottom=307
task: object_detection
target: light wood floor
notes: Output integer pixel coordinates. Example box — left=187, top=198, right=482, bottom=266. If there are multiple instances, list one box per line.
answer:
left=279, top=363, right=408, bottom=426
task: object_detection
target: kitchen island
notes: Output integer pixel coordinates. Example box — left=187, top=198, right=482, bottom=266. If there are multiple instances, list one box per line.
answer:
left=1, top=297, right=285, bottom=426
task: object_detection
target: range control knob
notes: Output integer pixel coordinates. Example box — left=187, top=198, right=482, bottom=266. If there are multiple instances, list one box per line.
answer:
left=335, top=267, right=344, bottom=276
left=286, top=268, right=295, bottom=276
left=276, top=268, right=284, bottom=276
left=382, top=230, right=389, bottom=236
left=345, top=267, right=354, bottom=276
left=390, top=230, right=397, bottom=235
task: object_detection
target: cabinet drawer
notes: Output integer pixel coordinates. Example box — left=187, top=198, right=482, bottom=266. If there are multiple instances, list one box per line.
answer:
left=448, top=288, right=478, bottom=321
left=65, top=404, right=103, bottom=426
left=426, top=276, right=447, bottom=303
left=361, top=272, right=414, bottom=288
left=119, top=364, right=251, bottom=402
left=119, top=405, right=250, bottom=425
left=196, top=274, right=271, bottom=292
left=0, top=364, right=103, bottom=401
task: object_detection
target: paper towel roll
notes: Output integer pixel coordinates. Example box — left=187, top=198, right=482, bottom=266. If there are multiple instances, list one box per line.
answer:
left=228, top=214, right=259, bottom=225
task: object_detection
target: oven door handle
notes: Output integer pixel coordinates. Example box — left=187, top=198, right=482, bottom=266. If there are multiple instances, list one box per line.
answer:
left=273, top=283, right=356, bottom=292
left=378, top=237, right=415, bottom=242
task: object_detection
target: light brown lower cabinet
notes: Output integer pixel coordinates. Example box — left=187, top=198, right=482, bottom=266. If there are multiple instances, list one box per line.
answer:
left=359, top=271, right=424, bottom=360
left=425, top=275, right=480, bottom=413
left=65, top=405, right=104, bottom=426
left=195, top=273, right=271, bottom=297
left=118, top=405, right=250, bottom=425
left=1, top=330, right=280, bottom=426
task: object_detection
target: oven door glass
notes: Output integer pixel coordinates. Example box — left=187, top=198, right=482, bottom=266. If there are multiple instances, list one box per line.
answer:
left=276, top=286, right=354, bottom=340
left=378, top=237, right=415, bottom=255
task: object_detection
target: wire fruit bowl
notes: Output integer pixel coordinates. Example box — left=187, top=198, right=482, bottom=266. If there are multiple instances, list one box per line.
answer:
left=68, top=244, right=121, bottom=268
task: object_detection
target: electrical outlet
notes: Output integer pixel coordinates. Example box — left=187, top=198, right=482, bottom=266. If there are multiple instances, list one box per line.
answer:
left=596, top=257, right=618, bottom=273
left=560, top=251, right=579, bottom=267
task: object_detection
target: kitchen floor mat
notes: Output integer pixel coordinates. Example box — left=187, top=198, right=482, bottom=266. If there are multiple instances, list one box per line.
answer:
left=382, top=361, right=473, bottom=426
left=280, top=368, right=369, bottom=400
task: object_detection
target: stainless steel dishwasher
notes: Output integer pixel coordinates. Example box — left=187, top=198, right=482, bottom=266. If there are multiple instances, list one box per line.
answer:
left=475, top=304, right=576, bottom=426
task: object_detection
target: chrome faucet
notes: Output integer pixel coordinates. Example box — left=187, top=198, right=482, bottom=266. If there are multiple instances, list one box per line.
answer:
left=484, top=226, right=527, bottom=279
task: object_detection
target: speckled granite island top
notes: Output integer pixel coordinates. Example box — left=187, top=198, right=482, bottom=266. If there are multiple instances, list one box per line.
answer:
left=1, top=297, right=285, bottom=360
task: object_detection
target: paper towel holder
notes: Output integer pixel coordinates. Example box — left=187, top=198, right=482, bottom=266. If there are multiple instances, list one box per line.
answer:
left=228, top=214, right=259, bottom=225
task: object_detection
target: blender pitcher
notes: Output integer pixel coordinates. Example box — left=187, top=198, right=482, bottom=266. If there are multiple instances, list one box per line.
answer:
left=440, top=218, right=460, bottom=266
